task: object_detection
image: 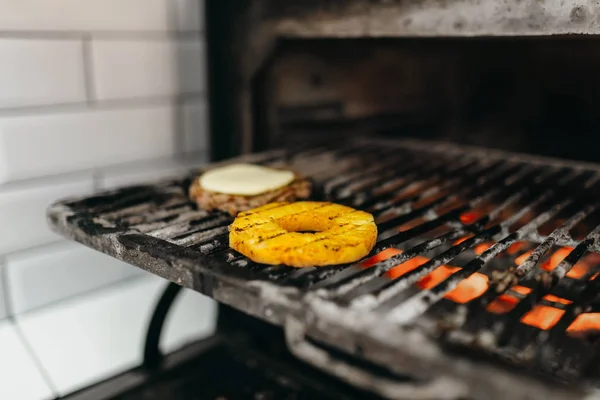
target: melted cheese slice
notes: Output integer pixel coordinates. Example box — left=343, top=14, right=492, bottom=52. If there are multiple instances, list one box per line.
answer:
left=199, top=163, right=295, bottom=196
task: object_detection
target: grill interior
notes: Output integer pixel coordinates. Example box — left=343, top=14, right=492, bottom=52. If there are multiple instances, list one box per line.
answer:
left=48, top=137, right=600, bottom=400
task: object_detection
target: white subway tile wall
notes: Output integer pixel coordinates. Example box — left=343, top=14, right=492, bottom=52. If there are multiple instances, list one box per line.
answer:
left=0, top=39, right=86, bottom=109
left=5, top=242, right=144, bottom=315
left=0, top=0, right=170, bottom=32
left=0, top=106, right=179, bottom=183
left=92, top=39, right=205, bottom=101
left=98, top=155, right=209, bottom=190
left=0, top=0, right=214, bottom=397
left=0, top=177, right=94, bottom=254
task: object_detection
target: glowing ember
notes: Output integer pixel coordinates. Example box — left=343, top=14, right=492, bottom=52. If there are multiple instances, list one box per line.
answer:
left=567, top=313, right=600, bottom=334
left=486, top=294, right=519, bottom=314
left=515, top=250, right=534, bottom=266
left=360, top=246, right=600, bottom=331
left=459, top=211, right=481, bottom=225
left=511, top=285, right=532, bottom=295
left=474, top=243, right=492, bottom=255
left=486, top=286, right=573, bottom=330
left=361, top=248, right=401, bottom=268
left=361, top=249, right=487, bottom=303
left=417, top=265, right=488, bottom=303
left=540, top=247, right=591, bottom=279
left=521, top=305, right=565, bottom=330
left=549, top=247, right=572, bottom=268
left=507, top=242, right=526, bottom=255
left=361, top=248, right=429, bottom=279
left=453, top=235, right=473, bottom=245
left=486, top=285, right=532, bottom=314
left=543, top=294, right=572, bottom=305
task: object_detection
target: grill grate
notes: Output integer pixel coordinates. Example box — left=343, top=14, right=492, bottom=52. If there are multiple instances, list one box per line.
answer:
left=48, top=138, right=600, bottom=400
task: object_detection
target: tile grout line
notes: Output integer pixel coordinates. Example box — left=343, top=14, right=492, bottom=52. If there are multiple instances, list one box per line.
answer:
left=4, top=273, right=150, bottom=398
left=82, top=34, right=97, bottom=105
left=11, top=317, right=61, bottom=398
left=164, top=0, right=176, bottom=31
left=0, top=257, right=10, bottom=318
left=92, top=169, right=103, bottom=192
left=0, top=30, right=204, bottom=40
left=15, top=274, right=148, bottom=319
left=0, top=148, right=208, bottom=192
left=0, top=91, right=206, bottom=117
left=0, top=241, right=66, bottom=260
left=1, top=258, right=60, bottom=397
left=175, top=98, right=186, bottom=154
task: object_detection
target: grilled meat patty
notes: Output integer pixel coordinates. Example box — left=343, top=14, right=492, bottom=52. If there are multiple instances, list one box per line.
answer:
left=189, top=174, right=311, bottom=216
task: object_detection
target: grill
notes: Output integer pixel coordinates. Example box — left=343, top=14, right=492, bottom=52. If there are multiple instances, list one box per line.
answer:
left=48, top=138, right=600, bottom=400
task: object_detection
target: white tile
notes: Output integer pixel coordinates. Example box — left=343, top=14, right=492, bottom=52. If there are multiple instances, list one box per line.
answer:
left=171, top=0, right=204, bottom=31
left=18, top=275, right=216, bottom=396
left=0, top=320, right=54, bottom=400
left=91, top=39, right=205, bottom=101
left=0, top=106, right=177, bottom=183
left=0, top=39, right=86, bottom=109
left=0, top=0, right=169, bottom=32
left=0, top=178, right=94, bottom=255
left=98, top=154, right=208, bottom=189
left=182, top=99, right=209, bottom=154
left=6, top=241, right=144, bottom=315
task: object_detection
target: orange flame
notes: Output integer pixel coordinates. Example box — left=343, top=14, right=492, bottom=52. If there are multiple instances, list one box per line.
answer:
left=361, top=249, right=487, bottom=304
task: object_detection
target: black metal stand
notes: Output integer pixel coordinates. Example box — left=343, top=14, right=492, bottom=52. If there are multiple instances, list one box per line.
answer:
left=143, top=281, right=183, bottom=369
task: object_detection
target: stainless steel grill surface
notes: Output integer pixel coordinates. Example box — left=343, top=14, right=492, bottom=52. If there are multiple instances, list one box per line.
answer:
left=48, top=138, right=600, bottom=400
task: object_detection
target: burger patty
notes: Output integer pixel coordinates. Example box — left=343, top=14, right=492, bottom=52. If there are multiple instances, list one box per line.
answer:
left=188, top=174, right=312, bottom=216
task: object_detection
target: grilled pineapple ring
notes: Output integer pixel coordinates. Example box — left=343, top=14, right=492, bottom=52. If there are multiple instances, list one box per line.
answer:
left=229, top=201, right=377, bottom=267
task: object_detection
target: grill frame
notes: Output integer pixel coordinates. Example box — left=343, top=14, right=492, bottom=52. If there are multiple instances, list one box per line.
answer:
left=48, top=138, right=600, bottom=400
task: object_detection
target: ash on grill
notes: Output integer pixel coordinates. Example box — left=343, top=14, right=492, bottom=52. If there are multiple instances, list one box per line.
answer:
left=48, top=138, right=600, bottom=400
